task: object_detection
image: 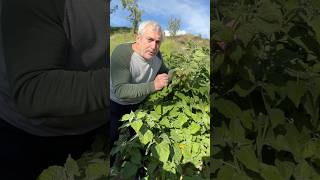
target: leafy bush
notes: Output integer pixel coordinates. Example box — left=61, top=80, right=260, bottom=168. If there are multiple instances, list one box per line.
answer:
left=212, top=0, right=320, bottom=179
left=110, top=42, right=210, bottom=179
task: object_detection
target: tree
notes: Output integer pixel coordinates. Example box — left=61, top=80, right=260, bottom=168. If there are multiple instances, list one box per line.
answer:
left=167, top=17, right=181, bottom=37
left=121, top=0, right=142, bottom=34
left=110, top=0, right=118, bottom=14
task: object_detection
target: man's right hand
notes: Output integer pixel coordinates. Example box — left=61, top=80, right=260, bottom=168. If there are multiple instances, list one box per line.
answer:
left=154, top=73, right=169, bottom=91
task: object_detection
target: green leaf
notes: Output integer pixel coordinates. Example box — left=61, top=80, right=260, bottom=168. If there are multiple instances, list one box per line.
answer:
left=212, top=20, right=234, bottom=42
left=163, top=161, right=176, bottom=174
left=131, top=119, right=143, bottom=133
left=270, top=109, right=286, bottom=127
left=172, top=114, right=189, bottom=128
left=240, top=110, right=254, bottom=129
left=154, top=141, right=170, bottom=163
left=235, top=23, right=256, bottom=46
left=236, top=146, right=260, bottom=173
left=303, top=140, right=320, bottom=159
left=154, top=105, right=162, bottom=115
left=37, top=166, right=67, bottom=180
left=213, top=54, right=225, bottom=72
left=214, top=99, right=242, bottom=119
left=122, top=161, right=138, bottom=179
left=159, top=117, right=171, bottom=127
left=217, top=166, right=237, bottom=180
left=293, top=160, right=320, bottom=179
left=182, top=143, right=192, bottom=163
left=230, top=80, right=255, bottom=97
left=260, top=163, right=286, bottom=180
left=130, top=148, right=142, bottom=165
left=275, top=160, right=295, bottom=179
left=229, top=45, right=242, bottom=63
left=136, top=111, right=146, bottom=119
left=257, top=0, right=282, bottom=23
left=310, top=16, right=320, bottom=42
left=85, top=161, right=108, bottom=179
left=139, top=129, right=154, bottom=145
left=189, top=122, right=201, bottom=134
left=173, top=143, right=182, bottom=163
left=64, top=155, right=80, bottom=177
left=286, top=81, right=306, bottom=108
left=229, top=118, right=246, bottom=143
left=121, top=111, right=135, bottom=122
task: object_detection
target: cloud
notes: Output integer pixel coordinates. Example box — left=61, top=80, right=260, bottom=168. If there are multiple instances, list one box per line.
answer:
left=164, top=30, right=187, bottom=36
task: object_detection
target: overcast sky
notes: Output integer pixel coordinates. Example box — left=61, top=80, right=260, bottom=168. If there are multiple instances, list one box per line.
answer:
left=110, top=0, right=210, bottom=39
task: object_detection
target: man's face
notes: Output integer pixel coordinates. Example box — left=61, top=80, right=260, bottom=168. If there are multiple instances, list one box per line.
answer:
left=136, top=27, right=162, bottom=60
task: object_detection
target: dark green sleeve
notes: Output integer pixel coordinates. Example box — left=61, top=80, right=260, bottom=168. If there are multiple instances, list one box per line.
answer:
left=111, top=44, right=155, bottom=99
left=2, top=0, right=108, bottom=117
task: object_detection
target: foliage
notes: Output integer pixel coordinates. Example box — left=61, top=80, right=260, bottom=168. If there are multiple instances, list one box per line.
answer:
left=37, top=130, right=109, bottom=180
left=167, top=17, right=181, bottom=37
left=120, top=0, right=142, bottom=34
left=212, top=0, right=320, bottom=179
left=110, top=42, right=210, bottom=179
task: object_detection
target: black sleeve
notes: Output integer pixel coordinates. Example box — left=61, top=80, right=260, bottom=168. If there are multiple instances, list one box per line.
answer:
left=1, top=0, right=108, bottom=118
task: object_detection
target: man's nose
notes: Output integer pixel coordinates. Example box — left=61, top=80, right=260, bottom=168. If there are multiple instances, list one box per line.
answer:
left=150, top=41, right=157, bottom=49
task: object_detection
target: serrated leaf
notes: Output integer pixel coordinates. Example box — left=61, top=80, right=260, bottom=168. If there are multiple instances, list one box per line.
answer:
left=240, top=110, right=254, bottom=129
left=64, top=155, right=80, bottom=177
left=293, top=160, right=320, bottom=179
left=229, top=118, right=246, bottom=143
left=121, top=111, right=135, bottom=122
left=154, top=141, right=170, bottom=163
left=130, top=148, right=141, bottom=165
left=217, top=166, right=237, bottom=180
left=189, top=122, right=200, bottom=134
left=213, top=54, right=225, bottom=72
left=139, top=129, right=153, bottom=145
left=275, top=159, right=295, bottom=179
left=173, top=143, right=182, bottom=163
left=181, top=143, right=192, bottom=163
left=173, top=114, right=189, bottom=128
left=235, top=23, right=256, bottom=46
left=270, top=109, right=286, bottom=127
left=159, top=116, right=171, bottom=127
left=163, top=161, right=176, bottom=174
left=214, top=99, right=242, bottom=119
left=85, top=162, right=108, bottom=179
left=310, top=16, right=320, bottom=42
left=236, top=146, right=260, bottom=172
left=37, top=166, right=67, bottom=180
left=131, top=119, right=143, bottom=133
left=121, top=161, right=138, bottom=179
left=229, top=45, right=242, bottom=63
left=230, top=80, right=255, bottom=97
left=260, top=163, right=286, bottom=180
left=286, top=81, right=305, bottom=108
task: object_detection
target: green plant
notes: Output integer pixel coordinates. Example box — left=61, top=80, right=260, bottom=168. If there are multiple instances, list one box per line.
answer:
left=212, top=0, right=320, bottom=179
left=110, top=42, right=210, bottom=179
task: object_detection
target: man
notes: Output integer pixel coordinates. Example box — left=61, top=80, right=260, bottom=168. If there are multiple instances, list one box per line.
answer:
left=110, top=20, right=169, bottom=146
left=0, top=0, right=108, bottom=179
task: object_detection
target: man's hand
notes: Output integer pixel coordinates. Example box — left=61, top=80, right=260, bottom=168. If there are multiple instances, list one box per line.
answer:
left=154, top=73, right=169, bottom=90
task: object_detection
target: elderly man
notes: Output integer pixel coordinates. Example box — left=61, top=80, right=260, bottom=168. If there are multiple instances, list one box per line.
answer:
left=110, top=20, right=169, bottom=146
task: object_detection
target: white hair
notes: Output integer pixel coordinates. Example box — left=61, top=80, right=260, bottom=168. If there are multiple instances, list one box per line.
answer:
left=137, top=20, right=164, bottom=41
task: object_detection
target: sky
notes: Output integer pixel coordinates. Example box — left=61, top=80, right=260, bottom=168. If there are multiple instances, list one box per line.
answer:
left=110, top=0, right=210, bottom=39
